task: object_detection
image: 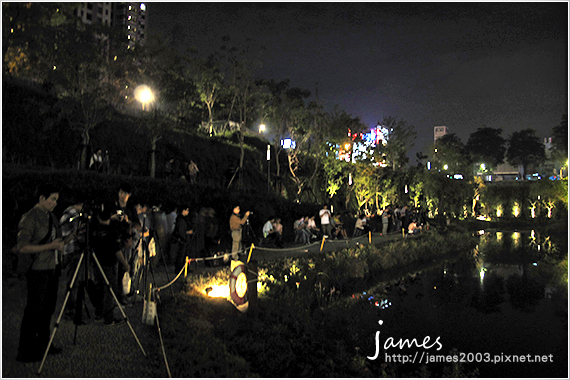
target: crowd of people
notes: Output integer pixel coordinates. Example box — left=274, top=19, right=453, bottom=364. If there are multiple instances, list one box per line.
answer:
left=12, top=181, right=428, bottom=363
left=287, top=204, right=429, bottom=245
left=11, top=182, right=225, bottom=363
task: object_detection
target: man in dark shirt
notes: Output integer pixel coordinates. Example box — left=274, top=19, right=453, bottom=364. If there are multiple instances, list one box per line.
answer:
left=91, top=201, right=130, bottom=325
left=16, top=184, right=65, bottom=362
left=170, top=205, right=194, bottom=274
left=112, top=183, right=139, bottom=304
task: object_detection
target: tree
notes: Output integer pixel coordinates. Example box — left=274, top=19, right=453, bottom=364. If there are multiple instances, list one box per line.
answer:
left=256, top=78, right=292, bottom=193
left=3, top=3, right=76, bottom=76
left=194, top=54, right=225, bottom=136
left=375, top=116, right=417, bottom=170
left=137, top=109, right=173, bottom=178
left=506, top=129, right=546, bottom=179
left=466, top=127, right=506, bottom=170
left=431, top=133, right=472, bottom=175
left=550, top=115, right=568, bottom=167
left=47, top=22, right=126, bottom=170
left=320, top=108, right=363, bottom=201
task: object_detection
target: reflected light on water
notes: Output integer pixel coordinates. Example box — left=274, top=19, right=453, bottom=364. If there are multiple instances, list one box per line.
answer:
left=496, top=232, right=503, bottom=241
left=496, top=206, right=503, bottom=217
left=479, top=267, right=486, bottom=288
left=512, top=232, right=521, bottom=247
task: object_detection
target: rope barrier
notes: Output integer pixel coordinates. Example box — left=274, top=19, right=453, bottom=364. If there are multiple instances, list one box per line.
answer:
left=154, top=232, right=393, bottom=292
left=143, top=229, right=408, bottom=377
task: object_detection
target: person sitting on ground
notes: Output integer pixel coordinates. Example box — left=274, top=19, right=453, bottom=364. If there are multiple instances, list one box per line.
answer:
left=306, top=216, right=321, bottom=239
left=332, top=214, right=348, bottom=239
left=293, top=217, right=311, bottom=245
left=262, top=216, right=278, bottom=247
left=353, top=214, right=367, bottom=237
left=408, top=219, right=422, bottom=235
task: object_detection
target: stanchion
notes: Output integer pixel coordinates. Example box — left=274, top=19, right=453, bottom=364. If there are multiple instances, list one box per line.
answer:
left=320, top=236, right=326, bottom=252
left=247, top=260, right=258, bottom=315
left=184, top=257, right=188, bottom=278
left=369, top=231, right=372, bottom=244
left=247, top=243, right=255, bottom=263
left=402, top=228, right=405, bottom=238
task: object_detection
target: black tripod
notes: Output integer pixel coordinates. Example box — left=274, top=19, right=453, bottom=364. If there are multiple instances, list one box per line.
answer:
left=37, top=214, right=147, bottom=375
left=129, top=218, right=175, bottom=305
left=242, top=219, right=258, bottom=251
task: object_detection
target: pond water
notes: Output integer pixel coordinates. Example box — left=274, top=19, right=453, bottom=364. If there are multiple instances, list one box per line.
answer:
left=358, top=230, right=568, bottom=377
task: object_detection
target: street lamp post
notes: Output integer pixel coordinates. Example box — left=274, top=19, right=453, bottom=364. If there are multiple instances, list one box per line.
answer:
left=134, top=85, right=157, bottom=177
left=267, top=144, right=271, bottom=193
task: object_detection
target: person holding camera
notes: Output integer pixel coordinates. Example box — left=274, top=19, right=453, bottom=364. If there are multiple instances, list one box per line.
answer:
left=15, top=184, right=65, bottom=362
left=90, top=201, right=130, bottom=326
left=229, top=205, right=250, bottom=260
left=112, top=183, right=140, bottom=305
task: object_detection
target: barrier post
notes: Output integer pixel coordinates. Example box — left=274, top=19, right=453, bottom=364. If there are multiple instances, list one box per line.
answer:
left=369, top=231, right=372, bottom=244
left=247, top=260, right=258, bottom=315
left=402, top=228, right=405, bottom=238
left=320, top=236, right=326, bottom=252
left=247, top=243, right=255, bottom=263
left=184, top=257, right=188, bottom=278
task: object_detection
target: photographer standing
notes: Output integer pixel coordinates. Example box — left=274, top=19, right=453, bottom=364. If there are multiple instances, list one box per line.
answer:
left=170, top=205, right=194, bottom=274
left=229, top=205, right=250, bottom=260
left=112, top=183, right=140, bottom=305
left=15, top=184, right=65, bottom=362
left=91, top=201, right=130, bottom=325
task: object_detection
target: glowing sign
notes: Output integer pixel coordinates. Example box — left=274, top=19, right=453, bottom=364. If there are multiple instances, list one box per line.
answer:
left=281, top=138, right=296, bottom=149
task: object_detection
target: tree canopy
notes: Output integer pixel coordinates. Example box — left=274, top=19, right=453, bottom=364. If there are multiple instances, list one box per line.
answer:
left=466, top=127, right=506, bottom=169
left=506, top=129, right=546, bottom=178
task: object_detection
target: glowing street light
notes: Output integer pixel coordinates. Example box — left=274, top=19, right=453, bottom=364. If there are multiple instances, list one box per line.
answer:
left=259, top=124, right=266, bottom=133
left=134, top=85, right=154, bottom=111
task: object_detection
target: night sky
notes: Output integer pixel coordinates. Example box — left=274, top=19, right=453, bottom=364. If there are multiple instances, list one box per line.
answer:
left=147, top=2, right=568, bottom=158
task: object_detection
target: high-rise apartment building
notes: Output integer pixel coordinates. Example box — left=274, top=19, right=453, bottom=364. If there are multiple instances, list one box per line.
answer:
left=112, top=3, right=147, bottom=49
left=75, top=2, right=147, bottom=48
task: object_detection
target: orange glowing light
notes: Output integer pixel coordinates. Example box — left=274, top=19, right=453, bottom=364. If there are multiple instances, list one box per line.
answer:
left=207, top=285, right=229, bottom=298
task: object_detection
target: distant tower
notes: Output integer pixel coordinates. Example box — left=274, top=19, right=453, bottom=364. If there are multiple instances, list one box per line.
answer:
left=75, top=2, right=148, bottom=49
left=434, top=126, right=448, bottom=142
left=113, top=3, right=148, bottom=49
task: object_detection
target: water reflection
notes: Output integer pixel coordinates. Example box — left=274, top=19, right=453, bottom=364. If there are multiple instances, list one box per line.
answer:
left=361, top=230, right=567, bottom=377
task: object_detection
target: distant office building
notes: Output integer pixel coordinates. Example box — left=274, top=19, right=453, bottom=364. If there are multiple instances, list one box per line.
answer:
left=434, top=126, right=448, bottom=142
left=75, top=2, right=147, bottom=48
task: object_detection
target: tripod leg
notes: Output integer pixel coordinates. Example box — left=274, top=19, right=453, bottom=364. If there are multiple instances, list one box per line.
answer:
left=37, top=252, right=85, bottom=375
left=90, top=251, right=147, bottom=357
left=153, top=232, right=177, bottom=300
